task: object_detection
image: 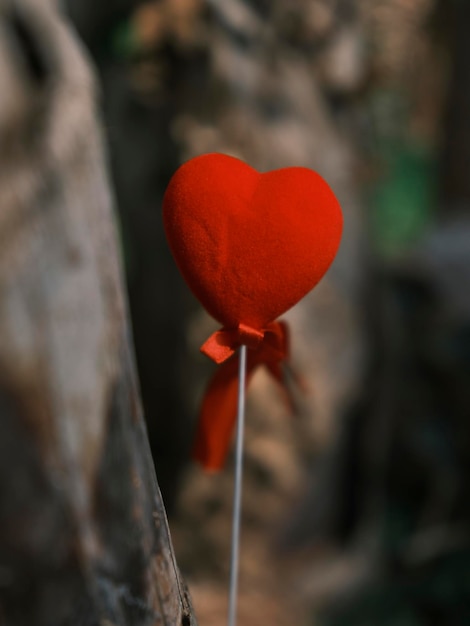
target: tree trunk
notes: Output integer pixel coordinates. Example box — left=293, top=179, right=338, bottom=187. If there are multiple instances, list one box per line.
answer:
left=0, top=1, right=196, bottom=624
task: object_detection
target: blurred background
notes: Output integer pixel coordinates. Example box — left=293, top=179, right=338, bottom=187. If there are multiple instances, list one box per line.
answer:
left=62, top=0, right=470, bottom=624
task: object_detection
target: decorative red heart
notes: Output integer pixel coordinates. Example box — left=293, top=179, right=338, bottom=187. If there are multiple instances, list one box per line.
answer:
left=163, top=153, right=343, bottom=329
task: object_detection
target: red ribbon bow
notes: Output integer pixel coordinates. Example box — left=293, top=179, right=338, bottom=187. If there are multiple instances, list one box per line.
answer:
left=192, top=321, right=290, bottom=470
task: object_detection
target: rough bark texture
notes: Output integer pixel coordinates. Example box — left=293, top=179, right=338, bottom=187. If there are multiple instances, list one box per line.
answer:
left=0, top=1, right=196, bottom=624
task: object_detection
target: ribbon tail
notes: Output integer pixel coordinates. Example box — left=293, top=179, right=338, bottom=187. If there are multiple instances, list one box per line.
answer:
left=192, top=355, right=257, bottom=471
left=193, top=320, right=292, bottom=471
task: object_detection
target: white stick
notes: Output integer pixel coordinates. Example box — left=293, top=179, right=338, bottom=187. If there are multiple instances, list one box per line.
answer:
left=228, top=344, right=247, bottom=626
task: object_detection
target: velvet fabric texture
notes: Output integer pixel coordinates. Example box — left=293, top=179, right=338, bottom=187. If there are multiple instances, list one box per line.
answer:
left=163, top=153, right=343, bottom=469
left=163, top=153, right=343, bottom=329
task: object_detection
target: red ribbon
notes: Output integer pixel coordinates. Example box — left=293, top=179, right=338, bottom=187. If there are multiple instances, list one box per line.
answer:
left=192, top=321, right=290, bottom=471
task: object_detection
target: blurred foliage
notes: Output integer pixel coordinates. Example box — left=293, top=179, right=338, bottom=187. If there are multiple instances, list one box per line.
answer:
left=369, top=140, right=436, bottom=258
left=318, top=550, right=470, bottom=626
left=112, top=18, right=140, bottom=59
left=362, top=83, right=438, bottom=258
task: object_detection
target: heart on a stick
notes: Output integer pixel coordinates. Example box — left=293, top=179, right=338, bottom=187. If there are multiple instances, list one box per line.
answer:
left=163, top=153, right=343, bottom=329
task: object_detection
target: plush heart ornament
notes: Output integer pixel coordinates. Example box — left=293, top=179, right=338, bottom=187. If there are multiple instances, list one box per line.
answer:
left=163, top=153, right=342, bottom=329
left=163, top=153, right=343, bottom=469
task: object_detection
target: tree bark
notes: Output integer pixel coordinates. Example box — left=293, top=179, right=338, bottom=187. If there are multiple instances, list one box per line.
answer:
left=0, top=1, right=196, bottom=624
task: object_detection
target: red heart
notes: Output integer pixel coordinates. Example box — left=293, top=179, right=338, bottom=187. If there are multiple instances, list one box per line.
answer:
left=163, top=153, right=342, bottom=329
